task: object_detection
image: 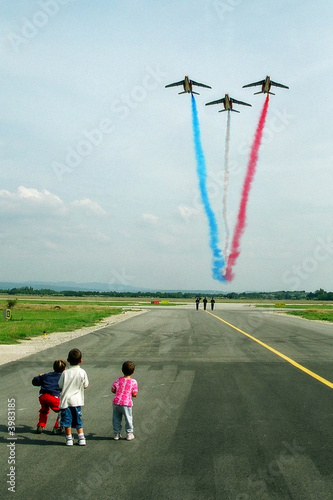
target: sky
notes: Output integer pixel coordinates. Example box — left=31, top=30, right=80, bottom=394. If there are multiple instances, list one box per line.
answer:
left=0, top=0, right=333, bottom=292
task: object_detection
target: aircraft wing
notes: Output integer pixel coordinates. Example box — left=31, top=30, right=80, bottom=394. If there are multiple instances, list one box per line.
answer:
left=242, top=80, right=265, bottom=88
left=230, top=98, right=252, bottom=107
left=190, top=80, right=212, bottom=89
left=165, top=80, right=185, bottom=88
left=270, top=80, right=289, bottom=89
left=205, top=97, right=225, bottom=106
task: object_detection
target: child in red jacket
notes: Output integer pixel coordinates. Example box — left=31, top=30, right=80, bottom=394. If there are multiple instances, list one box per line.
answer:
left=32, top=359, right=66, bottom=434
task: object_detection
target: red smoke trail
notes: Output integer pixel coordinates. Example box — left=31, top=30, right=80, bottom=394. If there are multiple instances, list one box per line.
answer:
left=225, top=95, right=269, bottom=282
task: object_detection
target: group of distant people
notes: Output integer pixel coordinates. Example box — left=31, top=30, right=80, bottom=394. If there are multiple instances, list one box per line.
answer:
left=195, top=297, right=215, bottom=311
left=32, top=348, right=138, bottom=445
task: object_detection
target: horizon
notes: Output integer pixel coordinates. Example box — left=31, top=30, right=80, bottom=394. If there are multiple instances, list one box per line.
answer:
left=0, top=279, right=330, bottom=296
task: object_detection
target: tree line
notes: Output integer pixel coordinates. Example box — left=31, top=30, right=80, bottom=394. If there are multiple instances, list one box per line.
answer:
left=1, top=287, right=333, bottom=301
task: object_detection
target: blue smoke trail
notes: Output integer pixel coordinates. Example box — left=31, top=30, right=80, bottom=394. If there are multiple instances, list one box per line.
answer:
left=191, top=94, right=226, bottom=282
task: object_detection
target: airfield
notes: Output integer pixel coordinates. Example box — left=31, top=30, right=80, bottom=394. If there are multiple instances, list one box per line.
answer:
left=1, top=302, right=333, bottom=499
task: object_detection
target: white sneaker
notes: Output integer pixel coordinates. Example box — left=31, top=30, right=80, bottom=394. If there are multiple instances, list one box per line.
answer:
left=78, top=437, right=86, bottom=446
left=126, top=433, right=135, bottom=441
left=66, top=437, right=73, bottom=446
left=114, top=433, right=121, bottom=440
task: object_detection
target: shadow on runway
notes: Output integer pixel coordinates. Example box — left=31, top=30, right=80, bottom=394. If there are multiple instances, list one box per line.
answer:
left=1, top=425, right=115, bottom=446
left=1, top=424, right=62, bottom=446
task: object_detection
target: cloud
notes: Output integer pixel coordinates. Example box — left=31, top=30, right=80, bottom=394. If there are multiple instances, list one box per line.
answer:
left=70, top=198, right=107, bottom=217
left=0, top=186, right=66, bottom=216
left=0, top=186, right=106, bottom=218
left=142, top=213, right=159, bottom=225
left=44, top=241, right=60, bottom=251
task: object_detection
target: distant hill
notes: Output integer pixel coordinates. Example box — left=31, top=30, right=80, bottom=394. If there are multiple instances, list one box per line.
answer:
left=0, top=281, right=145, bottom=293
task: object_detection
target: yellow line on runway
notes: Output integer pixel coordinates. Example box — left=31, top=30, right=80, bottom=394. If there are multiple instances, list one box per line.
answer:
left=206, top=311, right=333, bottom=390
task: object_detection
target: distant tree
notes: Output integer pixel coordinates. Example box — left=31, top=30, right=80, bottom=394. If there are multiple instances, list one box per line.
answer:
left=7, top=299, right=17, bottom=309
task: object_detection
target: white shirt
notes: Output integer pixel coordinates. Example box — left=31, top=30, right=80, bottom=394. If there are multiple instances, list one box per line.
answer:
left=59, top=365, right=89, bottom=409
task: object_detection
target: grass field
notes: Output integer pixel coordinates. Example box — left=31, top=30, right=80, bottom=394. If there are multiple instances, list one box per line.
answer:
left=285, top=309, right=333, bottom=322
left=0, top=300, right=122, bottom=344
left=255, top=303, right=333, bottom=322
left=257, top=303, right=333, bottom=309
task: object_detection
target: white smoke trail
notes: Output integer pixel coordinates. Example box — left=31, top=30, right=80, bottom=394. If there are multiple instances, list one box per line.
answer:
left=222, top=110, right=231, bottom=264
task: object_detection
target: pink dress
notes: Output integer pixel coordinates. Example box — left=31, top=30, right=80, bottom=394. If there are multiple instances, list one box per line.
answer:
left=112, top=377, right=138, bottom=407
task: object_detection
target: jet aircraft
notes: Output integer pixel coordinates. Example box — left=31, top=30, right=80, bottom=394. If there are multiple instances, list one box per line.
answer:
left=242, top=76, right=289, bottom=95
left=165, top=75, right=212, bottom=95
left=205, top=93, right=251, bottom=113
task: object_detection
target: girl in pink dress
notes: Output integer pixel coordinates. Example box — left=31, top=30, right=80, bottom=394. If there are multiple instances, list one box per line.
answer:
left=111, top=361, right=138, bottom=440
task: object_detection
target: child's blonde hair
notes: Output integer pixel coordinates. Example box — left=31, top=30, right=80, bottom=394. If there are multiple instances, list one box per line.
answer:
left=53, top=359, right=66, bottom=373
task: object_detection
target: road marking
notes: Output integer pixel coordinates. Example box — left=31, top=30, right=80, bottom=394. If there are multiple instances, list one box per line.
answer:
left=206, top=311, right=333, bottom=389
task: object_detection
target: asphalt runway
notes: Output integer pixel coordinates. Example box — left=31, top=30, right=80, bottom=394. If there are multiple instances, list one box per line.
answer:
left=1, top=304, right=333, bottom=499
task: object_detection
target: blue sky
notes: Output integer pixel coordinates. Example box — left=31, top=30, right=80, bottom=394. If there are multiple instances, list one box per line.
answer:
left=0, top=0, right=333, bottom=292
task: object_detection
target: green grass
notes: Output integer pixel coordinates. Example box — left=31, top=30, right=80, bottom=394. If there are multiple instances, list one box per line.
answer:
left=256, top=304, right=333, bottom=309
left=3, top=299, right=137, bottom=307
left=286, top=309, right=333, bottom=322
left=255, top=302, right=333, bottom=321
left=0, top=297, right=187, bottom=307
left=0, top=302, right=122, bottom=344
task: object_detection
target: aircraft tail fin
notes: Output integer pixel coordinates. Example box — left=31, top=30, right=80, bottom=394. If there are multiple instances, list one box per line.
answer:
left=254, top=90, right=275, bottom=95
left=219, top=108, right=239, bottom=113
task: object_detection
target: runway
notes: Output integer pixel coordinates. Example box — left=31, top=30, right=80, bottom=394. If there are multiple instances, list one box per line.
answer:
left=1, top=304, right=333, bottom=499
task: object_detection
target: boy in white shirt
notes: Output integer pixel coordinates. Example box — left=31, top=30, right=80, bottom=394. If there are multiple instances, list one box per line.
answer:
left=59, top=348, right=89, bottom=446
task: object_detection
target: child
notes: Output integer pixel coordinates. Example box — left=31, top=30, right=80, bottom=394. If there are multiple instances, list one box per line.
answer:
left=111, top=360, right=138, bottom=441
left=32, top=359, right=66, bottom=434
left=59, top=348, right=89, bottom=446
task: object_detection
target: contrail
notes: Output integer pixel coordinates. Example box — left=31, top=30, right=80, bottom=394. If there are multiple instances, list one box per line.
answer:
left=222, top=110, right=231, bottom=267
left=191, top=94, right=226, bottom=282
left=225, top=95, right=270, bottom=282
